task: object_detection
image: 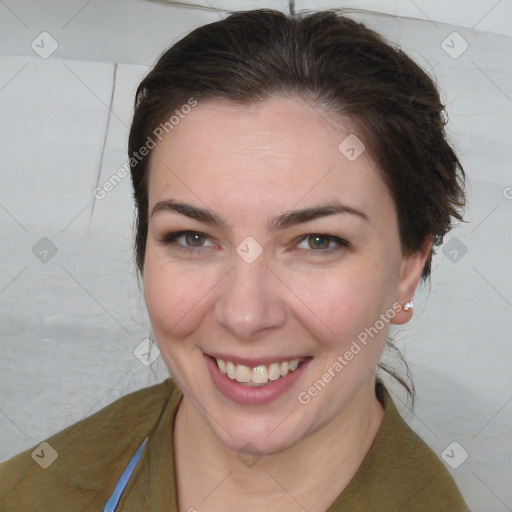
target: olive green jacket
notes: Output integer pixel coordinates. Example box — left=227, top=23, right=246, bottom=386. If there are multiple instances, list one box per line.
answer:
left=0, top=378, right=471, bottom=511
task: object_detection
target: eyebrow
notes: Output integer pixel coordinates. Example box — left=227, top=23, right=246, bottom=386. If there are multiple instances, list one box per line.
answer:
left=149, top=200, right=369, bottom=231
left=150, top=200, right=229, bottom=228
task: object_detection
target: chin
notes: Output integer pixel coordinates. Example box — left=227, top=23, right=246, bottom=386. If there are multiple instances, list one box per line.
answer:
left=207, top=409, right=306, bottom=457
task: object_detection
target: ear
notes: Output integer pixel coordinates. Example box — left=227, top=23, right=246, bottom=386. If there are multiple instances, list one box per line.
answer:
left=390, top=234, right=432, bottom=325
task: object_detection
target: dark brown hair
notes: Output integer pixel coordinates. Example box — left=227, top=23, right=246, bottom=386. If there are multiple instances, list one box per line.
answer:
left=129, top=8, right=464, bottom=280
left=129, top=8, right=466, bottom=402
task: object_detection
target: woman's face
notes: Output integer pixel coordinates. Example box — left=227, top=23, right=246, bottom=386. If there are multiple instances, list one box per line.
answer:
left=143, top=95, right=425, bottom=454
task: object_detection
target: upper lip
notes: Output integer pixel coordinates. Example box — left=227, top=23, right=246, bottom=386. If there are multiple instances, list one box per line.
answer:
left=206, top=352, right=311, bottom=367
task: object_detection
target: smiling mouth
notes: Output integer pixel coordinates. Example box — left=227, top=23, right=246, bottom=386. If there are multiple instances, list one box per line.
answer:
left=210, top=356, right=310, bottom=387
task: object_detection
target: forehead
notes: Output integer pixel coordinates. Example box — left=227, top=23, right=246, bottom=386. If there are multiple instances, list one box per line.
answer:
left=146, top=95, right=392, bottom=219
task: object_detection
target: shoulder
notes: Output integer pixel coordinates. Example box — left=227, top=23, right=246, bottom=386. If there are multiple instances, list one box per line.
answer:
left=0, top=378, right=179, bottom=511
left=381, top=388, right=470, bottom=511
left=333, top=383, right=471, bottom=512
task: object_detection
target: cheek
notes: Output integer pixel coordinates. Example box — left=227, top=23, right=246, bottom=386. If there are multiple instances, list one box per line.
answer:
left=281, top=262, right=393, bottom=350
left=143, top=250, right=214, bottom=339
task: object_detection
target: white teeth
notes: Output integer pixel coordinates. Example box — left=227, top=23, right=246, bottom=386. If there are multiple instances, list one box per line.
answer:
left=252, top=365, right=268, bottom=384
left=268, top=362, right=281, bottom=381
left=235, top=364, right=252, bottom=383
left=226, top=361, right=236, bottom=379
left=215, top=357, right=305, bottom=385
left=217, top=359, right=227, bottom=374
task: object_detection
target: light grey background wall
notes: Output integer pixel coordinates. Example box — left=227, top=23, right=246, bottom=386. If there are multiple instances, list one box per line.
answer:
left=1, top=1, right=511, bottom=511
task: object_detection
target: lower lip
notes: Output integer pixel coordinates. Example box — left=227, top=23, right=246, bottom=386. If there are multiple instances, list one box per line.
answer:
left=205, top=354, right=312, bottom=406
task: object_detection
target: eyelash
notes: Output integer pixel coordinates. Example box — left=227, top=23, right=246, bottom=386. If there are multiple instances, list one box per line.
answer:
left=158, top=230, right=350, bottom=255
left=159, top=231, right=214, bottom=254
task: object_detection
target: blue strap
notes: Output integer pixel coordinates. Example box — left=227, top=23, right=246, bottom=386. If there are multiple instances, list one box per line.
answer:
left=103, top=436, right=149, bottom=512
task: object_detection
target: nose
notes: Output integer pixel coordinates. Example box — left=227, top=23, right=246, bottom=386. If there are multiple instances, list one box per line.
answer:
left=214, top=253, right=287, bottom=340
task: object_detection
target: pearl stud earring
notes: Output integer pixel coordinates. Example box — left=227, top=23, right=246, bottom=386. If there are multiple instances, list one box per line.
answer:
left=403, top=301, right=413, bottom=311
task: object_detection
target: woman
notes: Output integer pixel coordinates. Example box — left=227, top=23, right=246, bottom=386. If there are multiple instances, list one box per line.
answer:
left=0, top=8, right=471, bottom=512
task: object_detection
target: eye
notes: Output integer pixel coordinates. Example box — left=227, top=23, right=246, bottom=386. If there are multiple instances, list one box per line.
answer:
left=159, top=230, right=215, bottom=251
left=296, top=234, right=349, bottom=252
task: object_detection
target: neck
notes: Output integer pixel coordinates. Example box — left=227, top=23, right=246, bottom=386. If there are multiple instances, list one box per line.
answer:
left=174, top=376, right=384, bottom=512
